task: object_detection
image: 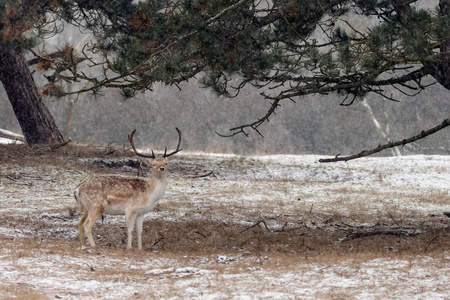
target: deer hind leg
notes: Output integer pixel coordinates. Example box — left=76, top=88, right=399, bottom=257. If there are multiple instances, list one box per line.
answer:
left=135, top=215, right=144, bottom=250
left=125, top=211, right=137, bottom=249
left=84, top=210, right=102, bottom=249
left=78, top=212, right=88, bottom=246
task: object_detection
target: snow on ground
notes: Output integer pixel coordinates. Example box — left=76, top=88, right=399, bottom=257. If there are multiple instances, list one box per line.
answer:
left=0, top=246, right=448, bottom=299
left=0, top=151, right=449, bottom=299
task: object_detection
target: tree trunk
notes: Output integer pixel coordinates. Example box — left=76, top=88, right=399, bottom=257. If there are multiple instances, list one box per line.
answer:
left=0, top=45, right=64, bottom=145
left=392, top=0, right=450, bottom=89
left=424, top=0, right=450, bottom=89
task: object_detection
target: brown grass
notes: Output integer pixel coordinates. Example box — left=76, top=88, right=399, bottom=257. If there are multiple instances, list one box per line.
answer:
left=1, top=207, right=448, bottom=258
left=1, top=144, right=449, bottom=299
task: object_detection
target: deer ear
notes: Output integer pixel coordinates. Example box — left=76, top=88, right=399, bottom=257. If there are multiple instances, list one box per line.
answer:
left=141, top=158, right=152, bottom=167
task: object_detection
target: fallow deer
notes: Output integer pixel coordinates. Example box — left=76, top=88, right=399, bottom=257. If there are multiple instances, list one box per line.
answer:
left=74, top=128, right=181, bottom=250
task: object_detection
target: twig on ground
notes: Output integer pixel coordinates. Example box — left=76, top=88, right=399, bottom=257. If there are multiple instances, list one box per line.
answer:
left=30, top=140, right=71, bottom=154
left=273, top=222, right=304, bottom=232
left=340, top=222, right=380, bottom=229
left=51, top=140, right=71, bottom=151
left=385, top=209, right=401, bottom=227
left=194, top=231, right=207, bottom=238
left=193, top=171, right=215, bottom=178
left=150, top=237, right=164, bottom=249
left=424, top=234, right=450, bottom=252
left=240, top=218, right=276, bottom=234
left=339, top=230, right=419, bottom=243
left=0, top=128, right=26, bottom=142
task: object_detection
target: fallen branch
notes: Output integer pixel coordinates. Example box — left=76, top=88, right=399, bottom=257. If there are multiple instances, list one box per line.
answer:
left=319, top=118, right=450, bottom=162
left=339, top=230, right=419, bottom=242
left=150, top=235, right=165, bottom=249
left=194, top=231, right=207, bottom=238
left=193, top=171, right=215, bottom=178
left=385, top=209, right=400, bottom=227
left=339, top=222, right=380, bottom=229
left=273, top=222, right=304, bottom=233
left=30, top=140, right=71, bottom=153
left=50, top=139, right=71, bottom=151
left=0, top=128, right=25, bottom=143
left=424, top=234, right=450, bottom=252
left=240, top=218, right=276, bottom=234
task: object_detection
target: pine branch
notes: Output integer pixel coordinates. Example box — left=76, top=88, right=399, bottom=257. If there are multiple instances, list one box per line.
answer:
left=217, top=99, right=280, bottom=137
left=205, top=0, right=250, bottom=25
left=319, top=118, right=450, bottom=163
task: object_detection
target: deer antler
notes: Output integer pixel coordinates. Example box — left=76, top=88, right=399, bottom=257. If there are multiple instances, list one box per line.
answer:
left=128, top=128, right=182, bottom=159
left=163, top=128, right=182, bottom=158
left=128, top=129, right=155, bottom=159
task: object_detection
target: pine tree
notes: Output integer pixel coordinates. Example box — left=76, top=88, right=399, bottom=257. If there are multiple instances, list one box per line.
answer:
left=1, top=0, right=449, bottom=154
left=0, top=0, right=134, bottom=145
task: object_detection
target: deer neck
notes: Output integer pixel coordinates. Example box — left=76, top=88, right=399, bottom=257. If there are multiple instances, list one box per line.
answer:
left=136, top=170, right=167, bottom=212
left=151, top=169, right=167, bottom=183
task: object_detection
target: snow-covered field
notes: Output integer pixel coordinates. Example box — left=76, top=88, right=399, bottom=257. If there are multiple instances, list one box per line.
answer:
left=0, top=145, right=449, bottom=299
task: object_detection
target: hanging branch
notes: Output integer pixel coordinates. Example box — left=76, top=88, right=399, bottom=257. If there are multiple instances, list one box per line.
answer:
left=217, top=99, right=281, bottom=137
left=319, top=118, right=450, bottom=163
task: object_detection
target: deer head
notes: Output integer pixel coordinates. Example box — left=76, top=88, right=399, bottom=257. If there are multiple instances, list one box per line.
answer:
left=128, top=128, right=182, bottom=176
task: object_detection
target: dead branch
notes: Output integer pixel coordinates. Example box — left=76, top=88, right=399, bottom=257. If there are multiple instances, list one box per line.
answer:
left=424, top=236, right=440, bottom=252
left=50, top=139, right=71, bottom=151
left=240, top=218, right=276, bottom=234
left=149, top=234, right=165, bottom=249
left=0, top=128, right=26, bottom=142
left=194, top=231, right=207, bottom=238
left=424, top=234, right=450, bottom=252
left=340, top=222, right=380, bottom=229
left=2, top=174, right=33, bottom=186
left=218, top=99, right=281, bottom=137
left=273, top=222, right=304, bottom=233
left=320, top=118, right=450, bottom=162
left=385, top=209, right=400, bottom=227
left=339, top=230, right=419, bottom=243
left=193, top=171, right=215, bottom=178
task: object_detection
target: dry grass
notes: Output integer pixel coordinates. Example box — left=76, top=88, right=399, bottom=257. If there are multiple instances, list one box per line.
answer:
left=0, top=144, right=449, bottom=299
left=415, top=190, right=450, bottom=205
left=1, top=209, right=448, bottom=256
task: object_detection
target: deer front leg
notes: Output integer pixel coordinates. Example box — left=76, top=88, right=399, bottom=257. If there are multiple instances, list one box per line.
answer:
left=135, top=215, right=145, bottom=250
left=126, top=211, right=137, bottom=249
